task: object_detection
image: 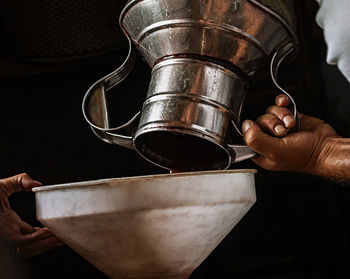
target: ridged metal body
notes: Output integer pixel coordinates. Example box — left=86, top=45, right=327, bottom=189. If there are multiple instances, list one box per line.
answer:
left=83, top=0, right=298, bottom=171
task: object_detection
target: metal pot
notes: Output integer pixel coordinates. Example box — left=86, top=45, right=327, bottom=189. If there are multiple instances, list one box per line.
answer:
left=83, top=0, right=299, bottom=171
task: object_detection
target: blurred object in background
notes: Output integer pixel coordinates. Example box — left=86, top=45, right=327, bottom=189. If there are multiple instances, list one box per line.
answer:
left=1, top=0, right=127, bottom=61
left=0, top=0, right=128, bottom=77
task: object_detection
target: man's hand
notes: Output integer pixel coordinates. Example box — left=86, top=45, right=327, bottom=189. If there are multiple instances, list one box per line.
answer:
left=0, top=173, right=64, bottom=258
left=241, top=95, right=339, bottom=176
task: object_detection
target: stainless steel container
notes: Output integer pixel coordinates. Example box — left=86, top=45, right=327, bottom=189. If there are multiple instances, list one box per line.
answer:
left=83, top=0, right=298, bottom=171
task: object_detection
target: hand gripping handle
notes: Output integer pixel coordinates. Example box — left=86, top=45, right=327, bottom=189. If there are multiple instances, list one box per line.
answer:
left=270, top=43, right=300, bottom=131
left=228, top=43, right=299, bottom=163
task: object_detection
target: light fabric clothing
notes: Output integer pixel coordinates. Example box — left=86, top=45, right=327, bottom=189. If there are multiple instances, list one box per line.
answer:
left=316, top=0, right=350, bottom=82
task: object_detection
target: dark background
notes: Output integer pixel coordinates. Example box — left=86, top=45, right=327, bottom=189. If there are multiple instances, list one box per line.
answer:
left=1, top=1, right=350, bottom=278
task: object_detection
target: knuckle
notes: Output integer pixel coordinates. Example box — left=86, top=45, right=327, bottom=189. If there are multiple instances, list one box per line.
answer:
left=268, top=106, right=292, bottom=119
left=257, top=114, right=278, bottom=129
left=266, top=105, right=276, bottom=114
left=268, top=150, right=283, bottom=164
left=0, top=179, right=9, bottom=194
left=244, top=130, right=258, bottom=147
left=265, top=117, right=278, bottom=127
left=268, top=154, right=278, bottom=164
left=268, top=162, right=279, bottom=171
left=19, top=173, right=29, bottom=178
left=279, top=107, right=292, bottom=116
left=256, top=115, right=266, bottom=125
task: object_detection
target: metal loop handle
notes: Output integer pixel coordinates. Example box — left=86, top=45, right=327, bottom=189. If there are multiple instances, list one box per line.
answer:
left=249, top=0, right=300, bottom=131
left=270, top=44, right=301, bottom=131
left=82, top=37, right=140, bottom=149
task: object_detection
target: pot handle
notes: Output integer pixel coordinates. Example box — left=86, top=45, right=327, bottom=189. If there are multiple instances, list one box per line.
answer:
left=82, top=37, right=140, bottom=150
left=270, top=43, right=300, bottom=131
left=228, top=44, right=299, bottom=163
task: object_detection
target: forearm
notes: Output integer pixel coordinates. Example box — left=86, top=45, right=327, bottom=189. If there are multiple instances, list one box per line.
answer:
left=314, top=137, right=350, bottom=182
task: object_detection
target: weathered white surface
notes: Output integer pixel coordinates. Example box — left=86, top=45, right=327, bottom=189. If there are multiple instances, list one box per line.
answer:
left=34, top=170, right=256, bottom=279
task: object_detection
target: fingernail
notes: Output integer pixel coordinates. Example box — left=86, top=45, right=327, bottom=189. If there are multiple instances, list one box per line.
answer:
left=283, top=115, right=294, bottom=128
left=276, top=95, right=288, bottom=106
left=274, top=124, right=286, bottom=135
left=242, top=120, right=252, bottom=133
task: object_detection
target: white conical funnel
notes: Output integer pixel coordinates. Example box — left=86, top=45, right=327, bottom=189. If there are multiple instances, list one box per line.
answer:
left=33, top=170, right=256, bottom=279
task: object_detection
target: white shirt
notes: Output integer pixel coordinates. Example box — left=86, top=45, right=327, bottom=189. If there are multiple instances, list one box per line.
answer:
left=316, top=0, right=350, bottom=82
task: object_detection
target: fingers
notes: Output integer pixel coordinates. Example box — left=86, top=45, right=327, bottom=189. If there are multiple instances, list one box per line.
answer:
left=9, top=227, right=60, bottom=257
left=257, top=114, right=287, bottom=137
left=32, top=227, right=52, bottom=238
left=19, top=221, right=34, bottom=234
left=19, top=173, right=42, bottom=192
left=275, top=94, right=290, bottom=107
left=16, top=227, right=52, bottom=246
left=0, top=173, right=48, bottom=258
left=242, top=120, right=283, bottom=157
left=0, top=173, right=42, bottom=196
left=255, top=94, right=296, bottom=137
left=266, top=105, right=296, bottom=129
left=18, top=235, right=65, bottom=258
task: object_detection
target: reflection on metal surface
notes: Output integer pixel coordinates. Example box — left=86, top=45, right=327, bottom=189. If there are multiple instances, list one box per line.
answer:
left=83, top=0, right=298, bottom=171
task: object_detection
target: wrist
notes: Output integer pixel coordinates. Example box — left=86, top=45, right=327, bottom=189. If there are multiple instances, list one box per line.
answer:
left=310, top=136, right=350, bottom=181
left=310, top=136, right=335, bottom=177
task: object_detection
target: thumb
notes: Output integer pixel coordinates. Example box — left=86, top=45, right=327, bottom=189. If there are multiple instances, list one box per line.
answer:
left=242, top=120, right=282, bottom=157
left=0, top=173, right=42, bottom=196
